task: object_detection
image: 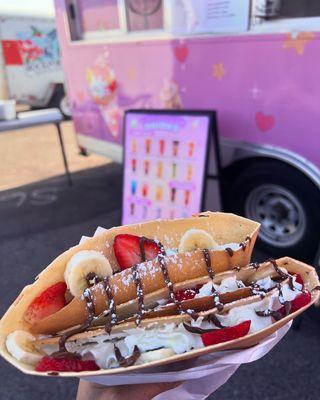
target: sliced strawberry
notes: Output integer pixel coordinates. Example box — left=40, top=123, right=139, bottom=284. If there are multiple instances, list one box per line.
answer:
left=278, top=291, right=311, bottom=317
left=35, top=355, right=100, bottom=372
left=113, top=234, right=162, bottom=270
left=175, top=288, right=198, bottom=302
left=201, top=320, right=251, bottom=347
left=24, top=282, right=67, bottom=324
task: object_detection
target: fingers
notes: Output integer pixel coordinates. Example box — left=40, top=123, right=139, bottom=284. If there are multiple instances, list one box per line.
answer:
left=77, top=379, right=182, bottom=400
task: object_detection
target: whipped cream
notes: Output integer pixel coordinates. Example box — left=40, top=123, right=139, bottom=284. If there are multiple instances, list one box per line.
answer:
left=195, top=275, right=245, bottom=298
left=254, top=276, right=277, bottom=291
left=52, top=323, right=204, bottom=369
left=218, top=281, right=302, bottom=333
left=41, top=276, right=303, bottom=370
left=124, top=323, right=203, bottom=356
left=218, top=298, right=274, bottom=333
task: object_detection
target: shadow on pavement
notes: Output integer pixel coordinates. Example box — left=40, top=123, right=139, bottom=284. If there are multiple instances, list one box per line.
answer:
left=0, top=163, right=122, bottom=241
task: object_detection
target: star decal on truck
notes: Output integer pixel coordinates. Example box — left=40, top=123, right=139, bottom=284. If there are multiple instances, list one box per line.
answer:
left=212, top=62, right=226, bottom=80
left=283, top=32, right=315, bottom=56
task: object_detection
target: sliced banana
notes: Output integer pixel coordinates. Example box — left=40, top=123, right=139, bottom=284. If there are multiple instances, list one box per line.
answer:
left=64, top=250, right=112, bottom=297
left=136, top=348, right=175, bottom=365
left=178, top=229, right=218, bottom=253
left=6, top=330, right=43, bottom=365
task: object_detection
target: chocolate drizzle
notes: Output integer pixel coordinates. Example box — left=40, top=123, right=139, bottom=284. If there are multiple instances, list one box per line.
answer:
left=203, top=249, right=215, bottom=279
left=239, top=235, right=251, bottom=251
left=139, top=236, right=148, bottom=262
left=288, top=275, right=297, bottom=291
left=132, top=264, right=145, bottom=325
left=249, top=262, right=260, bottom=270
left=53, top=288, right=95, bottom=358
left=277, top=284, right=291, bottom=316
left=255, top=309, right=282, bottom=321
left=250, top=283, right=267, bottom=299
left=236, top=280, right=246, bottom=289
left=114, top=345, right=141, bottom=367
left=269, top=258, right=289, bottom=280
left=206, top=313, right=225, bottom=328
left=157, top=244, right=183, bottom=314
left=102, top=276, right=117, bottom=333
left=127, top=236, right=157, bottom=326
left=86, top=272, right=100, bottom=287
left=239, top=242, right=247, bottom=251
left=212, top=291, right=224, bottom=311
left=202, top=249, right=223, bottom=311
left=225, top=247, right=234, bottom=257
left=183, top=322, right=219, bottom=334
left=255, top=279, right=295, bottom=321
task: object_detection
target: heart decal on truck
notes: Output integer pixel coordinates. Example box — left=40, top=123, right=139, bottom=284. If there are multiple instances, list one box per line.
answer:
left=174, top=44, right=189, bottom=64
left=255, top=112, right=275, bottom=132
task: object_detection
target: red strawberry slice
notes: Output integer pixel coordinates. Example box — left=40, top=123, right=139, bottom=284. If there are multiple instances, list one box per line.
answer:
left=294, top=274, right=304, bottom=288
left=278, top=291, right=311, bottom=317
left=24, top=282, right=67, bottom=324
left=35, top=355, right=100, bottom=372
left=175, top=288, right=198, bottom=302
left=201, top=320, right=251, bottom=347
left=113, top=234, right=162, bottom=270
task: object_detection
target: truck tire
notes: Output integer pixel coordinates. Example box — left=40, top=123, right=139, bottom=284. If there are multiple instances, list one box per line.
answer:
left=223, top=159, right=320, bottom=262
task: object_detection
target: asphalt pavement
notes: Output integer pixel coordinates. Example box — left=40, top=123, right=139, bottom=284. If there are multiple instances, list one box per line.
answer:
left=0, top=163, right=319, bottom=400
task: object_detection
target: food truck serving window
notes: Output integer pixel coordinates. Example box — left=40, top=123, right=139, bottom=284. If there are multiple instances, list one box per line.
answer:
left=252, top=0, right=320, bottom=31
left=125, top=0, right=164, bottom=32
left=66, top=0, right=251, bottom=42
left=254, top=0, right=320, bottom=19
left=65, top=0, right=320, bottom=43
left=67, top=0, right=122, bottom=40
left=66, top=0, right=165, bottom=41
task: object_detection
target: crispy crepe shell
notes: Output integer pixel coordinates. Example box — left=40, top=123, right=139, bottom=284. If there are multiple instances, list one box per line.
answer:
left=0, top=212, right=259, bottom=336
left=1, top=257, right=319, bottom=377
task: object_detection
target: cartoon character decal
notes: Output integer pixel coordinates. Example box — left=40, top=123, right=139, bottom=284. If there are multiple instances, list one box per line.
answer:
left=86, top=53, right=121, bottom=137
left=17, top=26, right=60, bottom=71
left=160, top=79, right=183, bottom=109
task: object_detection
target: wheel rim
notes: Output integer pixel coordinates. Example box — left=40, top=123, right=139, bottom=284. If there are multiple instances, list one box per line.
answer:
left=245, top=184, right=306, bottom=248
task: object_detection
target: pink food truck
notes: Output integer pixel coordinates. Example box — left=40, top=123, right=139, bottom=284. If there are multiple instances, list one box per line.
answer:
left=54, top=0, right=320, bottom=261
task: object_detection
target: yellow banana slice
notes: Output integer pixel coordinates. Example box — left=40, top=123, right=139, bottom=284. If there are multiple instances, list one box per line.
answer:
left=136, top=348, right=175, bottom=365
left=64, top=250, right=112, bottom=297
left=6, top=330, right=42, bottom=365
left=178, top=229, right=217, bottom=253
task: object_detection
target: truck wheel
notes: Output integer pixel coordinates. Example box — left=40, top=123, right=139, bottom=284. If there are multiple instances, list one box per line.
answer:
left=224, top=160, right=320, bottom=262
left=48, top=85, right=71, bottom=119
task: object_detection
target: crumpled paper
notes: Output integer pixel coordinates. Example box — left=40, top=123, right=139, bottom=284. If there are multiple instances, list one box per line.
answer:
left=79, top=227, right=292, bottom=398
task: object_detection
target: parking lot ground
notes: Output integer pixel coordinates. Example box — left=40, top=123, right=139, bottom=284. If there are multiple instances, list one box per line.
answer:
left=0, top=120, right=108, bottom=191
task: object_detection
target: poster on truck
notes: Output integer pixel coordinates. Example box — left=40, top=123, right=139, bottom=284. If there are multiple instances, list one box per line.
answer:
left=0, top=17, right=63, bottom=105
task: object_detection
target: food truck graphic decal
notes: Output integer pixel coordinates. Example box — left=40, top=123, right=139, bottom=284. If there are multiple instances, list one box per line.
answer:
left=0, top=14, right=67, bottom=113
left=54, top=0, right=320, bottom=262
left=2, top=24, right=60, bottom=72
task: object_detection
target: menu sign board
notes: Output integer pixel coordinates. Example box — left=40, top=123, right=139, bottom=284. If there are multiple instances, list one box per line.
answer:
left=122, top=110, right=218, bottom=224
left=169, top=0, right=250, bottom=34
